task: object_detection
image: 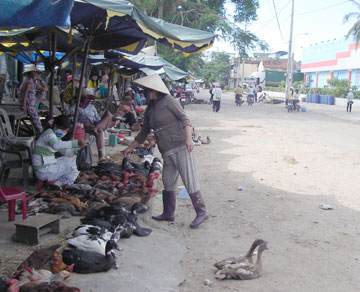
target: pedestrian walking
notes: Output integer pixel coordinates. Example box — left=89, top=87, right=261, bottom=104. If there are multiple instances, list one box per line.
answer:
left=347, top=89, right=354, bottom=112
left=212, top=83, right=222, bottom=112
left=123, top=74, right=209, bottom=228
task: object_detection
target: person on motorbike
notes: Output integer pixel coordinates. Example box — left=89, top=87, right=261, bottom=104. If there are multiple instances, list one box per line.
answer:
left=235, top=85, right=243, bottom=106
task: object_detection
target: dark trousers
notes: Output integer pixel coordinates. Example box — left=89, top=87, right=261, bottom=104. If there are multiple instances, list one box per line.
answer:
left=347, top=102, right=353, bottom=112
left=124, top=112, right=136, bottom=126
left=213, top=100, right=220, bottom=112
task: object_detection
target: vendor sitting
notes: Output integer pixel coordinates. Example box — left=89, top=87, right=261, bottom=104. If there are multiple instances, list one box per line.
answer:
left=78, top=89, right=118, bottom=159
left=115, top=95, right=137, bottom=128
left=32, top=115, right=87, bottom=190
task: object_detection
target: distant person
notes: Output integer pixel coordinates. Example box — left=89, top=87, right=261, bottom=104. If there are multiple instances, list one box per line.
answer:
left=212, top=83, right=222, bottom=112
left=347, top=89, right=354, bottom=113
left=235, top=84, right=243, bottom=105
left=209, top=84, right=215, bottom=104
left=18, top=65, right=48, bottom=135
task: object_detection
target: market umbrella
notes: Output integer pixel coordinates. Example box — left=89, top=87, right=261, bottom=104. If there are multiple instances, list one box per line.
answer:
left=0, top=0, right=74, bottom=29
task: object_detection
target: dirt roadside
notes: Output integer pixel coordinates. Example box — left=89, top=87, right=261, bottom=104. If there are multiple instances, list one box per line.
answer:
left=149, top=89, right=360, bottom=292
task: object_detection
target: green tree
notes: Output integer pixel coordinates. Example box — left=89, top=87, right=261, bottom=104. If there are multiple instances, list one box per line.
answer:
left=344, top=0, right=360, bottom=47
left=201, top=52, right=230, bottom=84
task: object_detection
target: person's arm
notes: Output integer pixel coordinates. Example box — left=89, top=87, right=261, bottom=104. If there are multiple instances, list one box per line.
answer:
left=35, top=78, right=48, bottom=91
left=123, top=140, right=140, bottom=157
left=184, top=125, right=194, bottom=153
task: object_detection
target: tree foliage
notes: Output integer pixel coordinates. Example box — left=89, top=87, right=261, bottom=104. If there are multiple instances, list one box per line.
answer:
left=131, top=0, right=267, bottom=75
left=344, top=0, right=360, bottom=47
left=200, top=52, right=230, bottom=84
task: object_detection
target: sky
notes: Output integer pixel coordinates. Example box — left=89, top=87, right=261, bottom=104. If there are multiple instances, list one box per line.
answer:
left=211, top=0, right=358, bottom=61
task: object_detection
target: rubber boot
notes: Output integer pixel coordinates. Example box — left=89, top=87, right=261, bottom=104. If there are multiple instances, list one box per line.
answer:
left=152, top=190, right=176, bottom=222
left=189, top=191, right=209, bottom=228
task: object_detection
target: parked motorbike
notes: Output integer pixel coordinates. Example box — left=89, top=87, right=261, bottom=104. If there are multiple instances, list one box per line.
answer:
left=258, top=92, right=267, bottom=103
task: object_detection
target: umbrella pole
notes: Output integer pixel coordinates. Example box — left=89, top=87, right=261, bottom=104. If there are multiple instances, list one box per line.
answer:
left=72, top=37, right=91, bottom=138
left=72, top=53, right=77, bottom=97
left=48, top=32, right=57, bottom=120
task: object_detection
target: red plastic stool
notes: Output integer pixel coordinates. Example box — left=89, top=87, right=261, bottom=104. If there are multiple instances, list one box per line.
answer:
left=0, top=187, right=27, bottom=221
left=37, top=180, right=55, bottom=192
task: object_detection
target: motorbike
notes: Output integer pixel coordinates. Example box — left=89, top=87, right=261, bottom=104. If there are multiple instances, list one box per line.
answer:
left=235, top=94, right=244, bottom=106
left=246, top=94, right=254, bottom=106
left=258, top=92, right=267, bottom=103
left=177, top=92, right=186, bottom=109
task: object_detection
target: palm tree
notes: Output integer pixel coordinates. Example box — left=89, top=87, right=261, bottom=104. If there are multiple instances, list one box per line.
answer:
left=344, top=0, right=360, bottom=46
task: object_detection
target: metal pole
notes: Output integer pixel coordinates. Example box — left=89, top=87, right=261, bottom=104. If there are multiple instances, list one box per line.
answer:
left=285, top=0, right=294, bottom=102
left=72, top=37, right=91, bottom=138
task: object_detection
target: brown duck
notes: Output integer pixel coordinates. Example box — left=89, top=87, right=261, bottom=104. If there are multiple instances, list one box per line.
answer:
left=214, top=239, right=266, bottom=270
left=215, top=242, right=269, bottom=280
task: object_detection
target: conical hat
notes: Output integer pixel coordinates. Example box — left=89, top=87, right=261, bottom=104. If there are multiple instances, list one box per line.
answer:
left=133, top=75, right=170, bottom=95
left=22, top=65, right=42, bottom=75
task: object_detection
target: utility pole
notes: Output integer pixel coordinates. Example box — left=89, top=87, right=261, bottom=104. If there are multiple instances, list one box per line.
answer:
left=285, top=0, right=294, bottom=103
left=241, top=23, right=247, bottom=88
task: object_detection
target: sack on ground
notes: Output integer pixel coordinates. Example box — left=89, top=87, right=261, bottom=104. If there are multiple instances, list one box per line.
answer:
left=77, top=144, right=92, bottom=171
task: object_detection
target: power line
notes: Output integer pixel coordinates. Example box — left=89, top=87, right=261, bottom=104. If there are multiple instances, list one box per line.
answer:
left=272, top=0, right=285, bottom=41
left=295, top=0, right=349, bottom=16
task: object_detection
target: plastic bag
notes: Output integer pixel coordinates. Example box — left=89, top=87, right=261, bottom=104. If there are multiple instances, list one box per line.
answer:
left=77, top=144, right=92, bottom=171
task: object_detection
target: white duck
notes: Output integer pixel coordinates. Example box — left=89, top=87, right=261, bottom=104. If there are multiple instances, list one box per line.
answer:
left=72, top=224, right=113, bottom=241
left=67, top=226, right=123, bottom=255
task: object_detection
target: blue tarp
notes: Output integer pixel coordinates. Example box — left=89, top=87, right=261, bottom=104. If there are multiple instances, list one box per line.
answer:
left=0, top=0, right=74, bottom=29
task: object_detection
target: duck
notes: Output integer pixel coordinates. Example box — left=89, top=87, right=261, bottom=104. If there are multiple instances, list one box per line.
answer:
left=215, top=242, right=269, bottom=280
left=67, top=226, right=122, bottom=255
left=62, top=240, right=120, bottom=274
left=200, top=136, right=211, bottom=145
left=72, top=225, right=112, bottom=241
left=214, top=239, right=267, bottom=270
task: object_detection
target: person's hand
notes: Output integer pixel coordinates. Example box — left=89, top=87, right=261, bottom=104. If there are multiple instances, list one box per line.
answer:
left=186, top=137, right=194, bottom=153
left=78, top=139, right=88, bottom=147
left=22, top=105, right=27, bottom=113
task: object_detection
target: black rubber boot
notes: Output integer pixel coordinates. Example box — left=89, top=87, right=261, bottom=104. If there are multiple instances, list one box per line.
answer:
left=152, top=190, right=176, bottom=222
left=189, top=191, right=209, bottom=228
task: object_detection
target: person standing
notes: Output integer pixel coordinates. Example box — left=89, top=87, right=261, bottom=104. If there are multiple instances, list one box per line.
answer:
left=347, top=89, right=354, bottom=113
left=18, top=65, right=48, bottom=135
left=209, top=84, right=215, bottom=104
left=123, top=75, right=209, bottom=228
left=212, top=83, right=222, bottom=112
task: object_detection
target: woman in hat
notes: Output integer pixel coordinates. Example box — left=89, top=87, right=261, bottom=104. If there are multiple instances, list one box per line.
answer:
left=32, top=115, right=87, bottom=190
left=123, top=75, right=209, bottom=228
left=18, top=65, right=48, bottom=135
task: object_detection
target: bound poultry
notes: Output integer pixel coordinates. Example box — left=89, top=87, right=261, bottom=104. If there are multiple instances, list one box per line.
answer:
left=67, top=231, right=122, bottom=255
left=62, top=240, right=120, bottom=273
left=50, top=251, right=74, bottom=274
left=215, top=242, right=269, bottom=280
left=18, top=268, right=71, bottom=286
left=15, top=245, right=61, bottom=277
left=72, top=225, right=112, bottom=241
left=19, top=280, right=80, bottom=292
left=214, top=239, right=266, bottom=270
